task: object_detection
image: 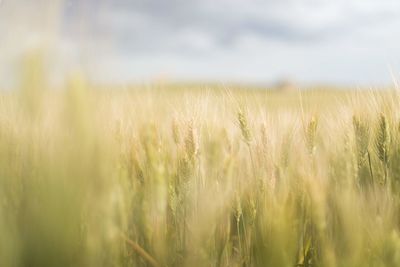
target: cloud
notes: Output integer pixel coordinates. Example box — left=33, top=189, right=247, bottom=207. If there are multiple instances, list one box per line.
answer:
left=57, top=0, right=400, bottom=62
left=1, top=0, right=400, bottom=85
left=105, top=0, right=400, bottom=42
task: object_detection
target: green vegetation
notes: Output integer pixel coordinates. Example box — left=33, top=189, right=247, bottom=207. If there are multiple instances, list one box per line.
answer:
left=2, top=66, right=400, bottom=266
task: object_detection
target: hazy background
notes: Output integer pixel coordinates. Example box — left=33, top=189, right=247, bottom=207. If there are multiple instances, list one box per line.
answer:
left=1, top=0, right=400, bottom=87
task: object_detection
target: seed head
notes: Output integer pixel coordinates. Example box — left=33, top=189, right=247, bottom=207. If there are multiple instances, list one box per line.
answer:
left=376, top=113, right=390, bottom=164
left=184, top=120, right=199, bottom=159
left=306, top=116, right=318, bottom=155
left=352, top=115, right=370, bottom=167
left=238, top=109, right=251, bottom=144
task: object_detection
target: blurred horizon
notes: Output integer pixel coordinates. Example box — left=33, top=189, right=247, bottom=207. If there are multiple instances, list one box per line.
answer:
left=1, top=0, right=400, bottom=88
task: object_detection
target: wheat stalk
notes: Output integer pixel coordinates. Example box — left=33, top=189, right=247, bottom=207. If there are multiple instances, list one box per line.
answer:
left=306, top=116, right=318, bottom=156
left=238, top=109, right=251, bottom=145
left=352, top=115, right=373, bottom=183
left=184, top=119, right=199, bottom=160
left=375, top=113, right=390, bottom=185
left=171, top=117, right=180, bottom=145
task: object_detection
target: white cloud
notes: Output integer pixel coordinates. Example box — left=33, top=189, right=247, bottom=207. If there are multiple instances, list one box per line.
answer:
left=1, top=0, right=400, bottom=86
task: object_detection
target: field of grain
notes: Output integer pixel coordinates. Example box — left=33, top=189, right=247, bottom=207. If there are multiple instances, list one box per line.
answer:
left=1, top=70, right=400, bottom=267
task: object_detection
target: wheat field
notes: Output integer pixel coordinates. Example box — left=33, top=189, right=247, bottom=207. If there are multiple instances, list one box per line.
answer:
left=1, top=66, right=400, bottom=267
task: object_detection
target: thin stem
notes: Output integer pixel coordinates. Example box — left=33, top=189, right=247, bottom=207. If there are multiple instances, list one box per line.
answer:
left=120, top=232, right=162, bottom=267
left=247, top=144, right=257, bottom=181
left=367, top=150, right=374, bottom=184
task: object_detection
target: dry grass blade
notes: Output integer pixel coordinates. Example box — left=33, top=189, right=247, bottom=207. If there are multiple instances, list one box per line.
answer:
left=120, top=232, right=162, bottom=267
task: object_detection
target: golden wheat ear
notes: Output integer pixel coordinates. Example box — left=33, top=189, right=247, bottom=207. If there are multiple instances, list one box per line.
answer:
left=306, top=116, right=318, bottom=156
left=238, top=109, right=251, bottom=145
left=375, top=113, right=391, bottom=186
left=184, top=119, right=199, bottom=160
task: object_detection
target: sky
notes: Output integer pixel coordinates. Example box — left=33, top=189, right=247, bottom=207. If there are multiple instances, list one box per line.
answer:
left=1, top=0, right=400, bottom=87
